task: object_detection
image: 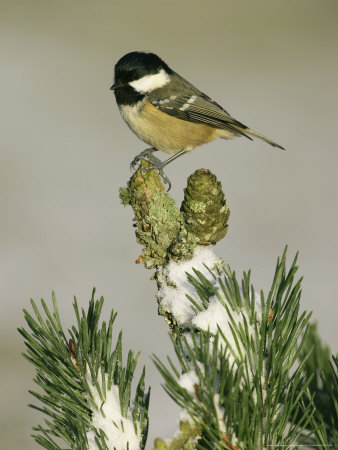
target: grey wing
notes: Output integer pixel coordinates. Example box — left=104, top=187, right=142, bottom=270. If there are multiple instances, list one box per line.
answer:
left=149, top=77, right=252, bottom=139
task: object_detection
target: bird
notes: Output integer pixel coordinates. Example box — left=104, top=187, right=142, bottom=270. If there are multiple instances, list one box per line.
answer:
left=110, top=51, right=284, bottom=189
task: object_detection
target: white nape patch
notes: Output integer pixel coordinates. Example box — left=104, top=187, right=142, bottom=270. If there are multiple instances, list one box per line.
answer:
left=129, top=69, right=170, bottom=93
left=179, top=95, right=197, bottom=111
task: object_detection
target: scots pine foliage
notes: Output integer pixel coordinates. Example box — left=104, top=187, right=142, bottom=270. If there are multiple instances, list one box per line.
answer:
left=296, top=323, right=338, bottom=447
left=153, top=249, right=329, bottom=449
left=19, top=251, right=337, bottom=449
left=18, top=291, right=150, bottom=450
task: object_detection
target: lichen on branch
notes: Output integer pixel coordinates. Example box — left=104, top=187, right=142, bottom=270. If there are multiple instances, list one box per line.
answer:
left=119, top=161, right=230, bottom=269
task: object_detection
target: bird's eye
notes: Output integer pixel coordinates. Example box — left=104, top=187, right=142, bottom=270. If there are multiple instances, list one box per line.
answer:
left=131, top=71, right=140, bottom=81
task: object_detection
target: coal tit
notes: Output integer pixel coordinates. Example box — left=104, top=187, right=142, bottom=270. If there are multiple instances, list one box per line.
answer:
left=110, top=51, right=284, bottom=187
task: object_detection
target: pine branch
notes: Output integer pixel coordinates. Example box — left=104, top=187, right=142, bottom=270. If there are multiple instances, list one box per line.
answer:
left=119, top=162, right=229, bottom=270
left=19, top=162, right=337, bottom=450
left=119, top=163, right=337, bottom=448
left=18, top=290, right=150, bottom=450
left=153, top=249, right=316, bottom=449
left=296, top=323, right=338, bottom=447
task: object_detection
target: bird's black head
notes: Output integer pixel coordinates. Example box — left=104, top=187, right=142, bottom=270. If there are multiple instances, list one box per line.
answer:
left=114, top=52, right=171, bottom=85
left=111, top=52, right=173, bottom=105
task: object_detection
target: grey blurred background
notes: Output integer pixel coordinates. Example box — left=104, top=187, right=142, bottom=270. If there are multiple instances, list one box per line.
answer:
left=1, top=0, right=337, bottom=448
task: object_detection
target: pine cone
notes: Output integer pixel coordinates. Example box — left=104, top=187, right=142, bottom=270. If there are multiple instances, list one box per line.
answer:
left=181, top=169, right=230, bottom=245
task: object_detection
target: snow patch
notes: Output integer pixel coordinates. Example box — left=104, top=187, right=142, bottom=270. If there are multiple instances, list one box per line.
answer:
left=158, top=246, right=223, bottom=324
left=86, top=369, right=141, bottom=450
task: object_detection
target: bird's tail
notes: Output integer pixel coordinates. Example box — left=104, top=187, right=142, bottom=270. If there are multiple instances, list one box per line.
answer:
left=232, top=124, right=285, bottom=150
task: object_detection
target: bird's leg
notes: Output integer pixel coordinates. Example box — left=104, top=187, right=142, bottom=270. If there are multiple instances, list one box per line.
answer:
left=155, top=149, right=188, bottom=169
left=130, top=147, right=161, bottom=170
left=140, top=149, right=188, bottom=191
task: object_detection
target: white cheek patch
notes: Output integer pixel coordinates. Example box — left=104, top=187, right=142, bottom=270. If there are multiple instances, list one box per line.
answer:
left=129, top=69, right=170, bottom=93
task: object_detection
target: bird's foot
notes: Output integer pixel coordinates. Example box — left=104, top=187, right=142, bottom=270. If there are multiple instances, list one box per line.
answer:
left=140, top=162, right=171, bottom=191
left=130, top=148, right=172, bottom=190
left=130, top=148, right=160, bottom=170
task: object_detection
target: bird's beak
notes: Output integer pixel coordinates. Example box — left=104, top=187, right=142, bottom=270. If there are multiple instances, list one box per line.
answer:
left=110, top=82, right=123, bottom=90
